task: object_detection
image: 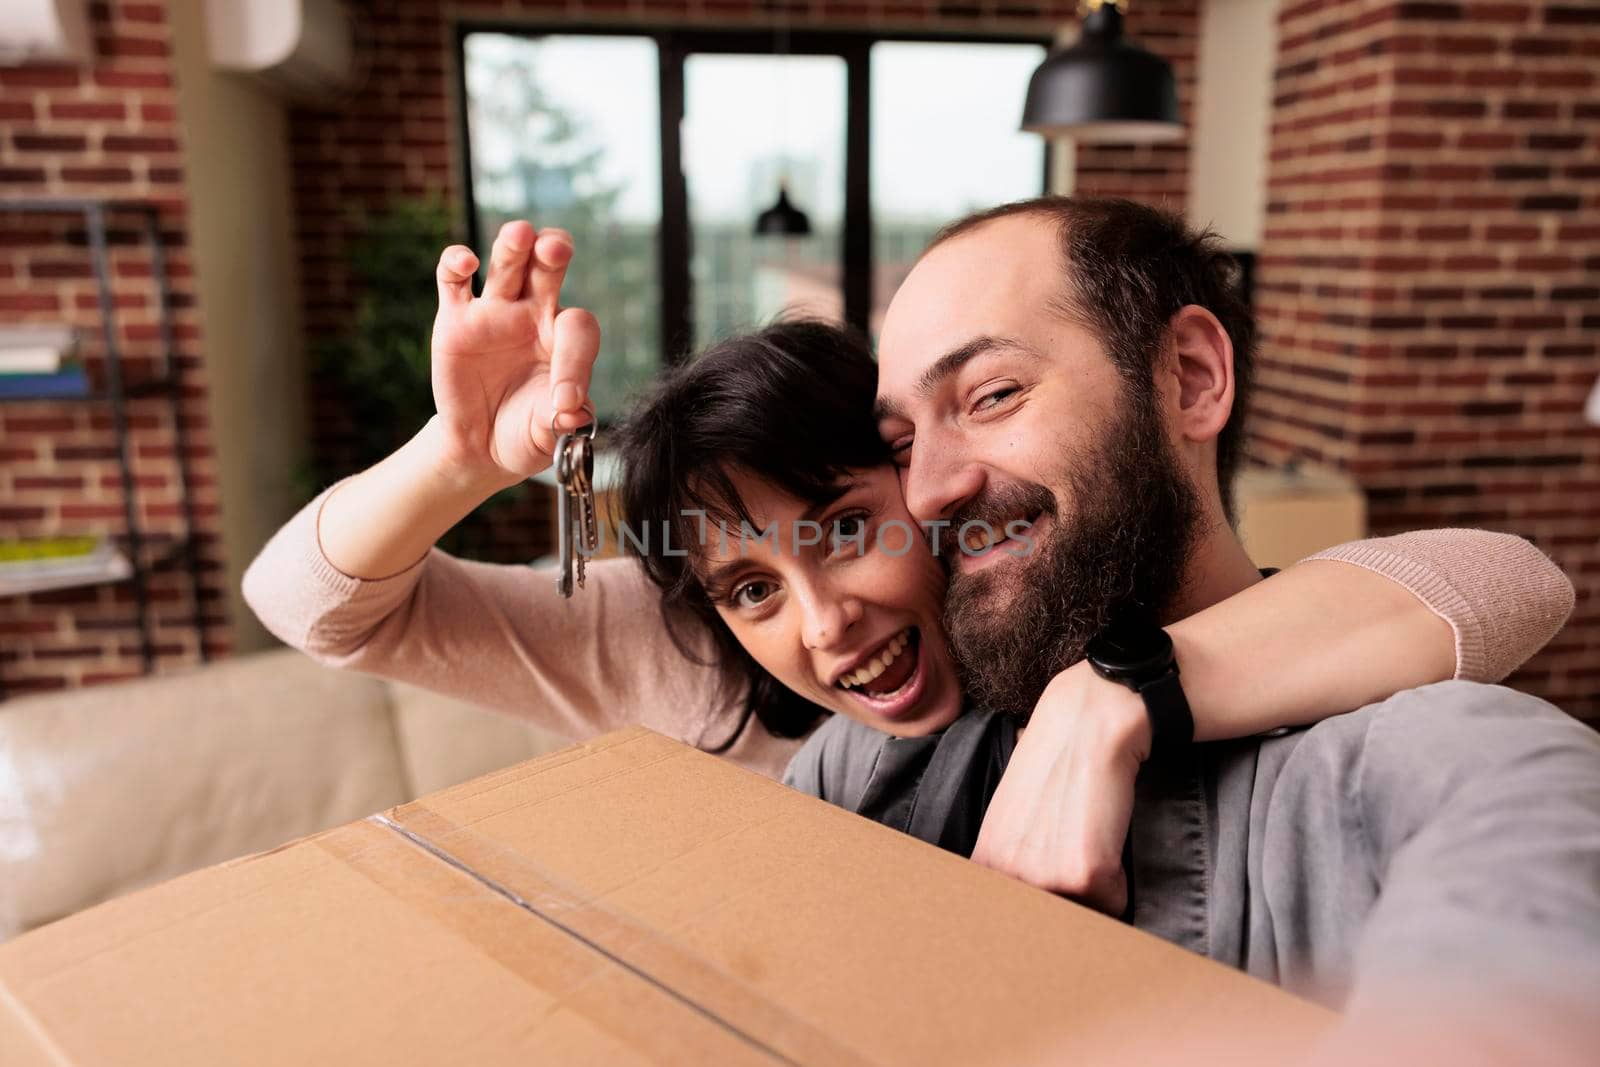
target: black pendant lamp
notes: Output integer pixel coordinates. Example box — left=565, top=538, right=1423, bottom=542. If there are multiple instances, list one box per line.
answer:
left=754, top=12, right=812, bottom=236
left=1021, top=0, right=1182, bottom=143
left=755, top=183, right=811, bottom=236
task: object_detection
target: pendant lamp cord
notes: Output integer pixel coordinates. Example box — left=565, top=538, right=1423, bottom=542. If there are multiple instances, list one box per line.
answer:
left=775, top=9, right=790, bottom=193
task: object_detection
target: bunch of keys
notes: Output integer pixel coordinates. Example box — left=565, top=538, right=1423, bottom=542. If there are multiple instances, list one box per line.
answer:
left=553, top=407, right=598, bottom=598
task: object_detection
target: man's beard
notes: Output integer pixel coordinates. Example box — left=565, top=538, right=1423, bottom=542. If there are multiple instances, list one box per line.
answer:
left=941, top=394, right=1203, bottom=719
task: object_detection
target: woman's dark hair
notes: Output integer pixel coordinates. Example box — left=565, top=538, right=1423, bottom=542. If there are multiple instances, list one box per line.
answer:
left=615, top=319, right=891, bottom=750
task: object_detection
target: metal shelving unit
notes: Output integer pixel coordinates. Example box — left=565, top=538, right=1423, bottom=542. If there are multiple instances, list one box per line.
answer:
left=0, top=199, right=208, bottom=698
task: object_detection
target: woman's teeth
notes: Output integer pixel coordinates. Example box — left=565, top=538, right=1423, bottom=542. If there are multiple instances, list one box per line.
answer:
left=838, top=629, right=911, bottom=690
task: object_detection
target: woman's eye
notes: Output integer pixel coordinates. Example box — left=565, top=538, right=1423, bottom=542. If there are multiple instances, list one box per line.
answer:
left=829, top=514, right=869, bottom=554
left=732, top=580, right=774, bottom=609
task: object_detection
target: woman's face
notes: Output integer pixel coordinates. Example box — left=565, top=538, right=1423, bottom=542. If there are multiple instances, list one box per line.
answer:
left=697, top=465, right=963, bottom=737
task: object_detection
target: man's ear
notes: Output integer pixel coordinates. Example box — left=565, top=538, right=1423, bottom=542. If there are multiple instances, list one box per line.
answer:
left=1165, top=305, right=1235, bottom=445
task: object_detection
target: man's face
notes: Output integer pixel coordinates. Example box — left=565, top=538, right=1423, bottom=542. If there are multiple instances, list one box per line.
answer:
left=875, top=216, right=1200, bottom=716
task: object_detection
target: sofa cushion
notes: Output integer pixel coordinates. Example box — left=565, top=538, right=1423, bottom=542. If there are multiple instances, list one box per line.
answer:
left=0, top=650, right=409, bottom=939
left=387, top=680, right=572, bottom=797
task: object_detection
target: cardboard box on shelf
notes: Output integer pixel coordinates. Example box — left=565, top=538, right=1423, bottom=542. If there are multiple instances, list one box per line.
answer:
left=0, top=728, right=1332, bottom=1065
left=1235, top=463, right=1368, bottom=571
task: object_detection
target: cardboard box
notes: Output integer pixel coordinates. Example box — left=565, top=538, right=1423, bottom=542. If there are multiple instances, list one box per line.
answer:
left=0, top=728, right=1332, bottom=1065
left=1235, top=463, right=1368, bottom=571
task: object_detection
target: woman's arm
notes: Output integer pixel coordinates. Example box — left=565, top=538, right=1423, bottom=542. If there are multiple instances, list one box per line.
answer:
left=242, top=484, right=805, bottom=781
left=1177, top=527, right=1573, bottom=742
left=1307, top=528, right=1573, bottom=684
left=971, top=527, right=1574, bottom=913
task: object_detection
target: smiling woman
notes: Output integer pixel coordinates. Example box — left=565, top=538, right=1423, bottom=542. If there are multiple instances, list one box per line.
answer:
left=616, top=319, right=964, bottom=743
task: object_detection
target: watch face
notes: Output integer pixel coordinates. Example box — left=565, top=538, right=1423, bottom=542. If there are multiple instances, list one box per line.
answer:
left=1086, top=622, right=1174, bottom=676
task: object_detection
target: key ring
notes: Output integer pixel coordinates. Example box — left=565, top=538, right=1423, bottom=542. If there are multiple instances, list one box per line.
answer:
left=551, top=400, right=598, bottom=440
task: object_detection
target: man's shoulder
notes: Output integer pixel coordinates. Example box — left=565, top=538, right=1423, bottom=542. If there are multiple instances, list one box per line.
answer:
left=1301, top=680, right=1577, bottom=754
left=1266, top=681, right=1598, bottom=814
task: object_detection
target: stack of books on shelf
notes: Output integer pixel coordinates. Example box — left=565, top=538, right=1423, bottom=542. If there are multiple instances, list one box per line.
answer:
left=0, top=326, right=88, bottom=398
left=0, top=536, right=133, bottom=597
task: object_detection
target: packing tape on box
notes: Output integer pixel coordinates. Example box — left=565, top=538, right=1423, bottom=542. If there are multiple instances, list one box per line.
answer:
left=362, top=810, right=871, bottom=1067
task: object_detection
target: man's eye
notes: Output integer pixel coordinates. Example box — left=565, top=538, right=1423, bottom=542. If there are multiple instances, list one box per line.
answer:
left=732, top=580, right=775, bottom=609
left=890, top=438, right=912, bottom=467
left=974, top=386, right=1019, bottom=412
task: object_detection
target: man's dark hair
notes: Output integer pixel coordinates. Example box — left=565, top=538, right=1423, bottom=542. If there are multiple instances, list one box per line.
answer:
left=926, top=196, right=1256, bottom=520
left=615, top=319, right=890, bottom=750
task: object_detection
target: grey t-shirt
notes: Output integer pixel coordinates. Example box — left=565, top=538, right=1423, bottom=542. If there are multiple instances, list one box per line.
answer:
left=784, top=681, right=1600, bottom=1014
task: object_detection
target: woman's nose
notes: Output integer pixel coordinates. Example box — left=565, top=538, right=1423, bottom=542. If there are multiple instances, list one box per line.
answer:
left=799, top=583, right=864, bottom=651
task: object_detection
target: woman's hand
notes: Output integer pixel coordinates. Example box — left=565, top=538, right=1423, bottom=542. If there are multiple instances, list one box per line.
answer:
left=970, top=662, right=1151, bottom=916
left=430, top=220, right=601, bottom=489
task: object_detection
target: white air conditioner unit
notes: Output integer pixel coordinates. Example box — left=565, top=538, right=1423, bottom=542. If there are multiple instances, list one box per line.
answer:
left=205, top=0, right=355, bottom=101
left=0, top=0, right=92, bottom=64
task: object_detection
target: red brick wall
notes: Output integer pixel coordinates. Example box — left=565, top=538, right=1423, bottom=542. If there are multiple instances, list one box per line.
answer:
left=290, top=0, right=1198, bottom=560
left=0, top=1, right=229, bottom=696
left=1252, top=0, right=1600, bottom=719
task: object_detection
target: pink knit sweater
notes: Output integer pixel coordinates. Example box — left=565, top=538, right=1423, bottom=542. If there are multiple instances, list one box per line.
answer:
left=242, top=487, right=1575, bottom=780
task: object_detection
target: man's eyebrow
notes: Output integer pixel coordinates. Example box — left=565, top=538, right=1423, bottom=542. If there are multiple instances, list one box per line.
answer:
left=874, top=336, right=1036, bottom=423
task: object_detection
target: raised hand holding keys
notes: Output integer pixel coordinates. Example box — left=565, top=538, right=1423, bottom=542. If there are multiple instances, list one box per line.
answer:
left=429, top=220, right=600, bottom=490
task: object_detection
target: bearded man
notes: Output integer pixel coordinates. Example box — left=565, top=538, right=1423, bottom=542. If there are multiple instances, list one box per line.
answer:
left=785, top=198, right=1600, bottom=1054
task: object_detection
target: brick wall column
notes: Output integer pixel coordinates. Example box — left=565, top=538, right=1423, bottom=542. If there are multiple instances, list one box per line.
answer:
left=1253, top=0, right=1600, bottom=718
left=1, top=0, right=231, bottom=695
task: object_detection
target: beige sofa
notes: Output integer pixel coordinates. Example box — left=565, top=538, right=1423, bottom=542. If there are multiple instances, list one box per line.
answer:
left=0, top=650, right=571, bottom=942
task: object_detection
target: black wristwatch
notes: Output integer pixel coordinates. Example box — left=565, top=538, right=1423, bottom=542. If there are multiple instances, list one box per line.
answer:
left=1084, top=621, right=1194, bottom=761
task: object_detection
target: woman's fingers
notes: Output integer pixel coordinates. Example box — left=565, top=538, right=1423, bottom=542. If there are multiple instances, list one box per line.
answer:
left=548, top=306, right=601, bottom=432
left=528, top=227, right=574, bottom=325
left=435, top=245, right=478, bottom=307
left=482, top=220, right=535, bottom=301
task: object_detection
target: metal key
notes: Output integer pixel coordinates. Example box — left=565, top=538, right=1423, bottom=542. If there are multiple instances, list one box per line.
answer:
left=553, top=424, right=598, bottom=598
left=567, top=434, right=597, bottom=589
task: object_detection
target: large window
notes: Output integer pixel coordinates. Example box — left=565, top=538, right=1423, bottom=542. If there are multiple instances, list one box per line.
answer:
left=684, top=53, right=848, bottom=347
left=463, top=33, right=662, bottom=419
left=460, top=27, right=1046, bottom=417
left=870, top=42, right=1047, bottom=336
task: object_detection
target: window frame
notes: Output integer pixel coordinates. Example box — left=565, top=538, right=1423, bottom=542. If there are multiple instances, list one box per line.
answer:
left=453, top=22, right=1052, bottom=371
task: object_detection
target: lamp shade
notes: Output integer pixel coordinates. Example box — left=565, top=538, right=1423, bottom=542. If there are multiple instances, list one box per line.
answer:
left=1021, top=3, right=1181, bottom=143
left=754, top=185, right=812, bottom=237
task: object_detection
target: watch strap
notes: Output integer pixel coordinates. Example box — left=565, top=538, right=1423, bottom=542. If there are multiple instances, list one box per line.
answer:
left=1135, top=667, right=1193, bottom=760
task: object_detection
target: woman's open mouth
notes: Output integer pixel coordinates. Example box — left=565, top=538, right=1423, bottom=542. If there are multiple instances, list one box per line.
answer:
left=834, top=627, right=926, bottom=721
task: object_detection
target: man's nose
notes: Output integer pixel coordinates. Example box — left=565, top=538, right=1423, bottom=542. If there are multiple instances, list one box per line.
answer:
left=903, top=442, right=985, bottom=526
left=799, top=580, right=863, bottom=652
